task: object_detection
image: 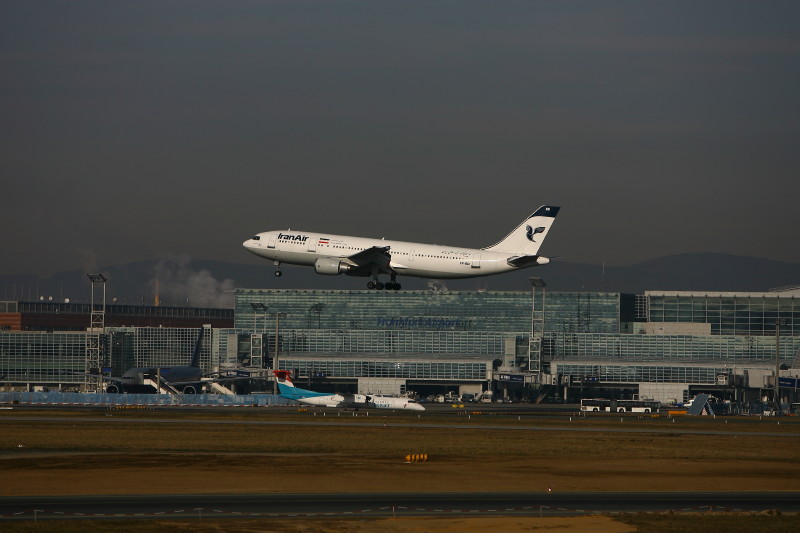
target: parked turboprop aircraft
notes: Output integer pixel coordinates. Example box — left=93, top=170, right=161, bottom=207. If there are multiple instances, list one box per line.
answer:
left=243, top=205, right=560, bottom=290
left=274, top=370, right=425, bottom=411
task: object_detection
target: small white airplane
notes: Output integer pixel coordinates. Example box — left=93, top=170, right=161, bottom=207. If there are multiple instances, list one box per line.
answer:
left=274, top=370, right=425, bottom=411
left=243, top=205, right=559, bottom=290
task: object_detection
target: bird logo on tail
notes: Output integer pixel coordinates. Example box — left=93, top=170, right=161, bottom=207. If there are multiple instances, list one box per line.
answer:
left=526, top=225, right=545, bottom=242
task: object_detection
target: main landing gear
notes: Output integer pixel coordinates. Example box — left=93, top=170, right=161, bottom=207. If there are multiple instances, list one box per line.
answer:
left=367, top=276, right=401, bottom=290
left=274, top=261, right=282, bottom=277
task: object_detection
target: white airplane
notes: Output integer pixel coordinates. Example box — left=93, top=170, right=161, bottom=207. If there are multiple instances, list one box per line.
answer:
left=243, top=205, right=560, bottom=290
left=274, top=370, right=425, bottom=411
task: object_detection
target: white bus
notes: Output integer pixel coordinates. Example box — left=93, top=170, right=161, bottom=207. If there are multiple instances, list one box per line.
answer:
left=581, top=398, right=660, bottom=413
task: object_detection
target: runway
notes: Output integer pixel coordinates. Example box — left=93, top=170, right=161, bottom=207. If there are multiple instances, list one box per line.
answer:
left=2, top=492, right=800, bottom=520
left=4, top=414, right=800, bottom=439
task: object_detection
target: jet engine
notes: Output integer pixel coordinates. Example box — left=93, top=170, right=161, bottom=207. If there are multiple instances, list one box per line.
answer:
left=314, top=257, right=353, bottom=275
left=182, top=385, right=197, bottom=394
left=105, top=384, right=121, bottom=394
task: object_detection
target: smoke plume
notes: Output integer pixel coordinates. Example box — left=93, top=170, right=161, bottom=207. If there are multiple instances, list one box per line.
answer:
left=149, top=256, right=235, bottom=308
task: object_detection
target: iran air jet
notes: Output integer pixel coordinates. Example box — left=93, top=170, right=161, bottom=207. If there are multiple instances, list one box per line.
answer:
left=274, top=371, right=425, bottom=411
left=243, top=205, right=560, bottom=290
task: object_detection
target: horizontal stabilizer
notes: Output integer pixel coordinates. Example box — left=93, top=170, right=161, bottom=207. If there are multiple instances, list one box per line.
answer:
left=507, top=255, right=551, bottom=268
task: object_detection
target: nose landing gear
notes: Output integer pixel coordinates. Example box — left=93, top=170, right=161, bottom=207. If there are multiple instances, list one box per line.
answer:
left=274, top=261, right=282, bottom=277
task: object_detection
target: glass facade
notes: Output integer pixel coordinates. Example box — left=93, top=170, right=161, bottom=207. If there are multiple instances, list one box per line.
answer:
left=546, top=332, right=800, bottom=364
left=106, top=327, right=215, bottom=375
left=647, top=291, right=799, bottom=336
left=4, top=289, right=798, bottom=389
left=0, top=328, right=221, bottom=383
left=280, top=358, right=490, bottom=381
left=235, top=289, right=627, bottom=334
left=552, top=363, right=750, bottom=385
left=277, top=329, right=509, bottom=356
left=0, top=331, right=87, bottom=382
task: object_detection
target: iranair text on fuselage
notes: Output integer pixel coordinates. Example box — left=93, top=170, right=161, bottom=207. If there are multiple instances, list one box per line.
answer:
left=279, top=233, right=309, bottom=242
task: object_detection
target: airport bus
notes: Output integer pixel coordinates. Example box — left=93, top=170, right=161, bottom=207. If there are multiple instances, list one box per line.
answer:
left=580, top=398, right=660, bottom=413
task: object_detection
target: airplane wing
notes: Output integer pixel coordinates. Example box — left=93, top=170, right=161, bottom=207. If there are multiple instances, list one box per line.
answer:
left=343, top=246, right=396, bottom=275
left=203, top=370, right=252, bottom=379
left=172, top=375, right=253, bottom=387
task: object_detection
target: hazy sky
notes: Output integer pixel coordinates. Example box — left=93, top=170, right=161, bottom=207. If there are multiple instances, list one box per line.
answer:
left=3, top=1, right=799, bottom=277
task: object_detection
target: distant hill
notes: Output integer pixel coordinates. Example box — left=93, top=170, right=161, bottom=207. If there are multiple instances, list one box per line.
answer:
left=2, top=253, right=798, bottom=306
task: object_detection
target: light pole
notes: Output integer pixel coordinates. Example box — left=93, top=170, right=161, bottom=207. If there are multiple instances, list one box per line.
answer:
left=776, top=318, right=787, bottom=415
left=86, top=273, right=107, bottom=393
left=267, top=311, right=286, bottom=394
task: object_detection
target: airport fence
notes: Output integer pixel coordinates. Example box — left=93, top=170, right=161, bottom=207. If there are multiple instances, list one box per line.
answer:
left=0, top=391, right=293, bottom=407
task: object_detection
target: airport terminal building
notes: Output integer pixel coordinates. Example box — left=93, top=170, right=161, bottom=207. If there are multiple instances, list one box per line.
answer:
left=1, top=286, right=799, bottom=406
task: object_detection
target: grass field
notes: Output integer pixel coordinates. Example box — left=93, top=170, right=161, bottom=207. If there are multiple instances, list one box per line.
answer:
left=1, top=407, right=799, bottom=532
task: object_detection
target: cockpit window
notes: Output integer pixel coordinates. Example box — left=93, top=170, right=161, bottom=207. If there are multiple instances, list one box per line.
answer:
left=251, top=235, right=260, bottom=240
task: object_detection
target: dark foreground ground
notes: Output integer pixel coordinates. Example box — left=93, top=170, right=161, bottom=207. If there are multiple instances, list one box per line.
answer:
left=1, top=406, right=798, bottom=532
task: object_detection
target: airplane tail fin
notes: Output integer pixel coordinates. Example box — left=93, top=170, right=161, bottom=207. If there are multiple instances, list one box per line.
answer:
left=273, top=370, right=295, bottom=387
left=190, top=327, right=205, bottom=368
left=483, top=205, right=560, bottom=255
left=273, top=370, right=327, bottom=400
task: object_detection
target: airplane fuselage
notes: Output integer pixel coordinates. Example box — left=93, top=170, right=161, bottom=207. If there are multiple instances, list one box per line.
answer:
left=274, top=370, right=426, bottom=411
left=245, top=206, right=559, bottom=289
left=120, top=366, right=203, bottom=386
left=293, top=392, right=425, bottom=411
left=107, top=366, right=205, bottom=394
left=244, top=230, right=536, bottom=279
